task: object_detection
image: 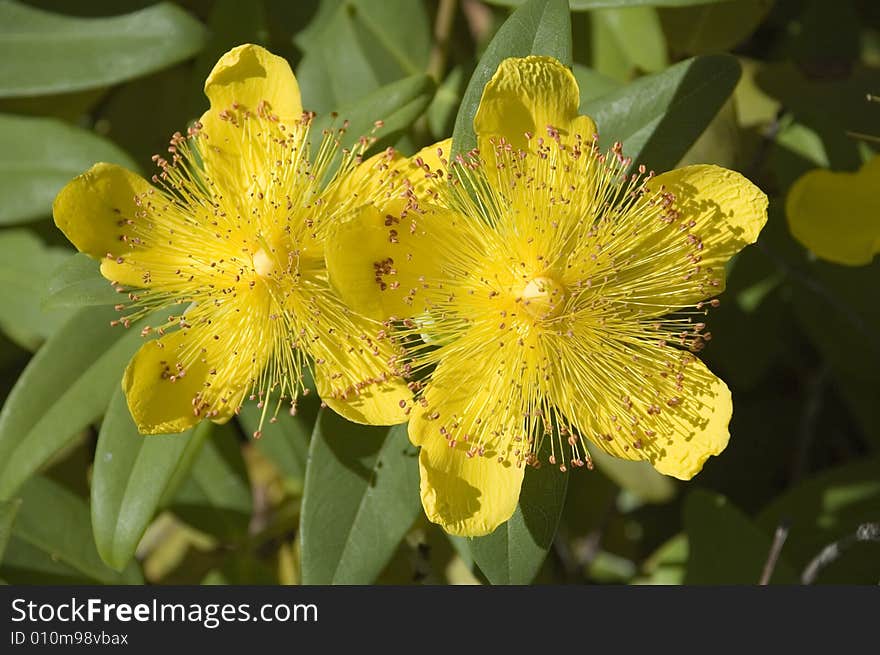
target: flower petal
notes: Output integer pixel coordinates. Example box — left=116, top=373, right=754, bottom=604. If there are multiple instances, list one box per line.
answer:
left=786, top=156, right=880, bottom=266
left=474, top=56, right=597, bottom=152
left=409, top=360, right=526, bottom=536
left=551, top=350, right=731, bottom=480
left=53, top=163, right=152, bottom=262
left=123, top=298, right=271, bottom=435
left=198, top=44, right=302, bottom=185
left=311, top=308, right=410, bottom=426
left=646, top=164, right=768, bottom=306
left=200, top=43, right=301, bottom=133
left=326, top=198, right=453, bottom=321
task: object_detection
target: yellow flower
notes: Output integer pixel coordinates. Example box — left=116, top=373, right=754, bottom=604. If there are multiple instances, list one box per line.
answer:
left=326, top=56, right=768, bottom=536
left=53, top=44, right=410, bottom=434
left=786, top=156, right=880, bottom=266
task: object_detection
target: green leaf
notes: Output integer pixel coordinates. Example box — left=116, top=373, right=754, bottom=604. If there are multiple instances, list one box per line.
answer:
left=590, top=448, right=676, bottom=503
left=92, top=387, right=211, bottom=571
left=684, top=489, right=797, bottom=584
left=572, top=63, right=623, bottom=103
left=0, top=498, right=21, bottom=564
left=310, top=74, right=436, bottom=155
left=1, top=476, right=141, bottom=584
left=756, top=458, right=880, bottom=583
left=0, top=113, right=136, bottom=225
left=189, top=0, right=269, bottom=117
left=0, top=1, right=207, bottom=98
left=169, top=424, right=252, bottom=541
left=468, top=461, right=568, bottom=585
left=43, top=253, right=122, bottom=310
left=300, top=410, right=420, bottom=584
left=0, top=305, right=173, bottom=500
left=582, top=54, right=741, bottom=172
left=659, top=0, right=774, bottom=56
left=592, top=7, right=668, bottom=74
left=451, top=0, right=573, bottom=159
left=0, top=229, right=74, bottom=350
left=295, top=0, right=431, bottom=114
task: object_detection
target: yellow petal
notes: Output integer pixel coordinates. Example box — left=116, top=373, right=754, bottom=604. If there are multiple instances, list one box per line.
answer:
left=326, top=198, right=453, bottom=321
left=786, top=156, right=880, bottom=266
left=53, top=163, right=152, bottom=261
left=409, top=360, right=526, bottom=536
left=201, top=43, right=301, bottom=130
left=552, top=352, right=731, bottom=480
left=311, top=309, right=410, bottom=426
left=315, top=368, right=410, bottom=426
left=647, top=164, right=768, bottom=305
left=650, top=360, right=731, bottom=480
left=474, top=56, right=597, bottom=153
left=198, top=44, right=302, bottom=184
left=123, top=301, right=269, bottom=435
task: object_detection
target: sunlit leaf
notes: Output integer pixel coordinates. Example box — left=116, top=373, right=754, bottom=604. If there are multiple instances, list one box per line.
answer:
left=0, top=113, right=136, bottom=225
left=92, top=387, right=210, bottom=571
left=300, top=410, right=420, bottom=584
left=0, top=1, right=207, bottom=97
left=0, top=229, right=73, bottom=350
left=0, top=498, right=21, bottom=564
left=43, top=253, right=121, bottom=311
left=583, top=54, right=741, bottom=171
left=467, top=461, right=568, bottom=585
left=0, top=306, right=173, bottom=499
left=295, top=0, right=431, bottom=114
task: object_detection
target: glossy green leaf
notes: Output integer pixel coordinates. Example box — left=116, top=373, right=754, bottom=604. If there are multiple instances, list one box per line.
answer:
left=43, top=253, right=122, bottom=310
left=583, top=54, right=741, bottom=171
left=0, top=113, right=136, bottom=225
left=295, top=0, right=431, bottom=114
left=1, top=476, right=141, bottom=584
left=451, top=0, right=573, bottom=159
left=591, top=448, right=677, bottom=503
left=92, top=387, right=211, bottom=571
left=0, top=497, right=21, bottom=563
left=468, top=461, right=568, bottom=585
left=757, top=458, right=880, bottom=583
left=310, top=74, right=436, bottom=155
left=169, top=424, right=252, bottom=541
left=0, top=229, right=73, bottom=350
left=300, top=410, right=420, bottom=584
left=0, top=1, right=207, bottom=98
left=684, top=489, right=796, bottom=584
left=0, top=305, right=173, bottom=499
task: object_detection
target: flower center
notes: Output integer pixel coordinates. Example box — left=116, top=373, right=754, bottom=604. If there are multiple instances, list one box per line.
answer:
left=521, top=276, right=566, bottom=320
left=253, top=248, right=274, bottom=277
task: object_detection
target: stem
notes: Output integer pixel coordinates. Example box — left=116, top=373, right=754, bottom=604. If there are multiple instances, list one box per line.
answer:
left=759, top=520, right=790, bottom=585
left=801, top=523, right=880, bottom=584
